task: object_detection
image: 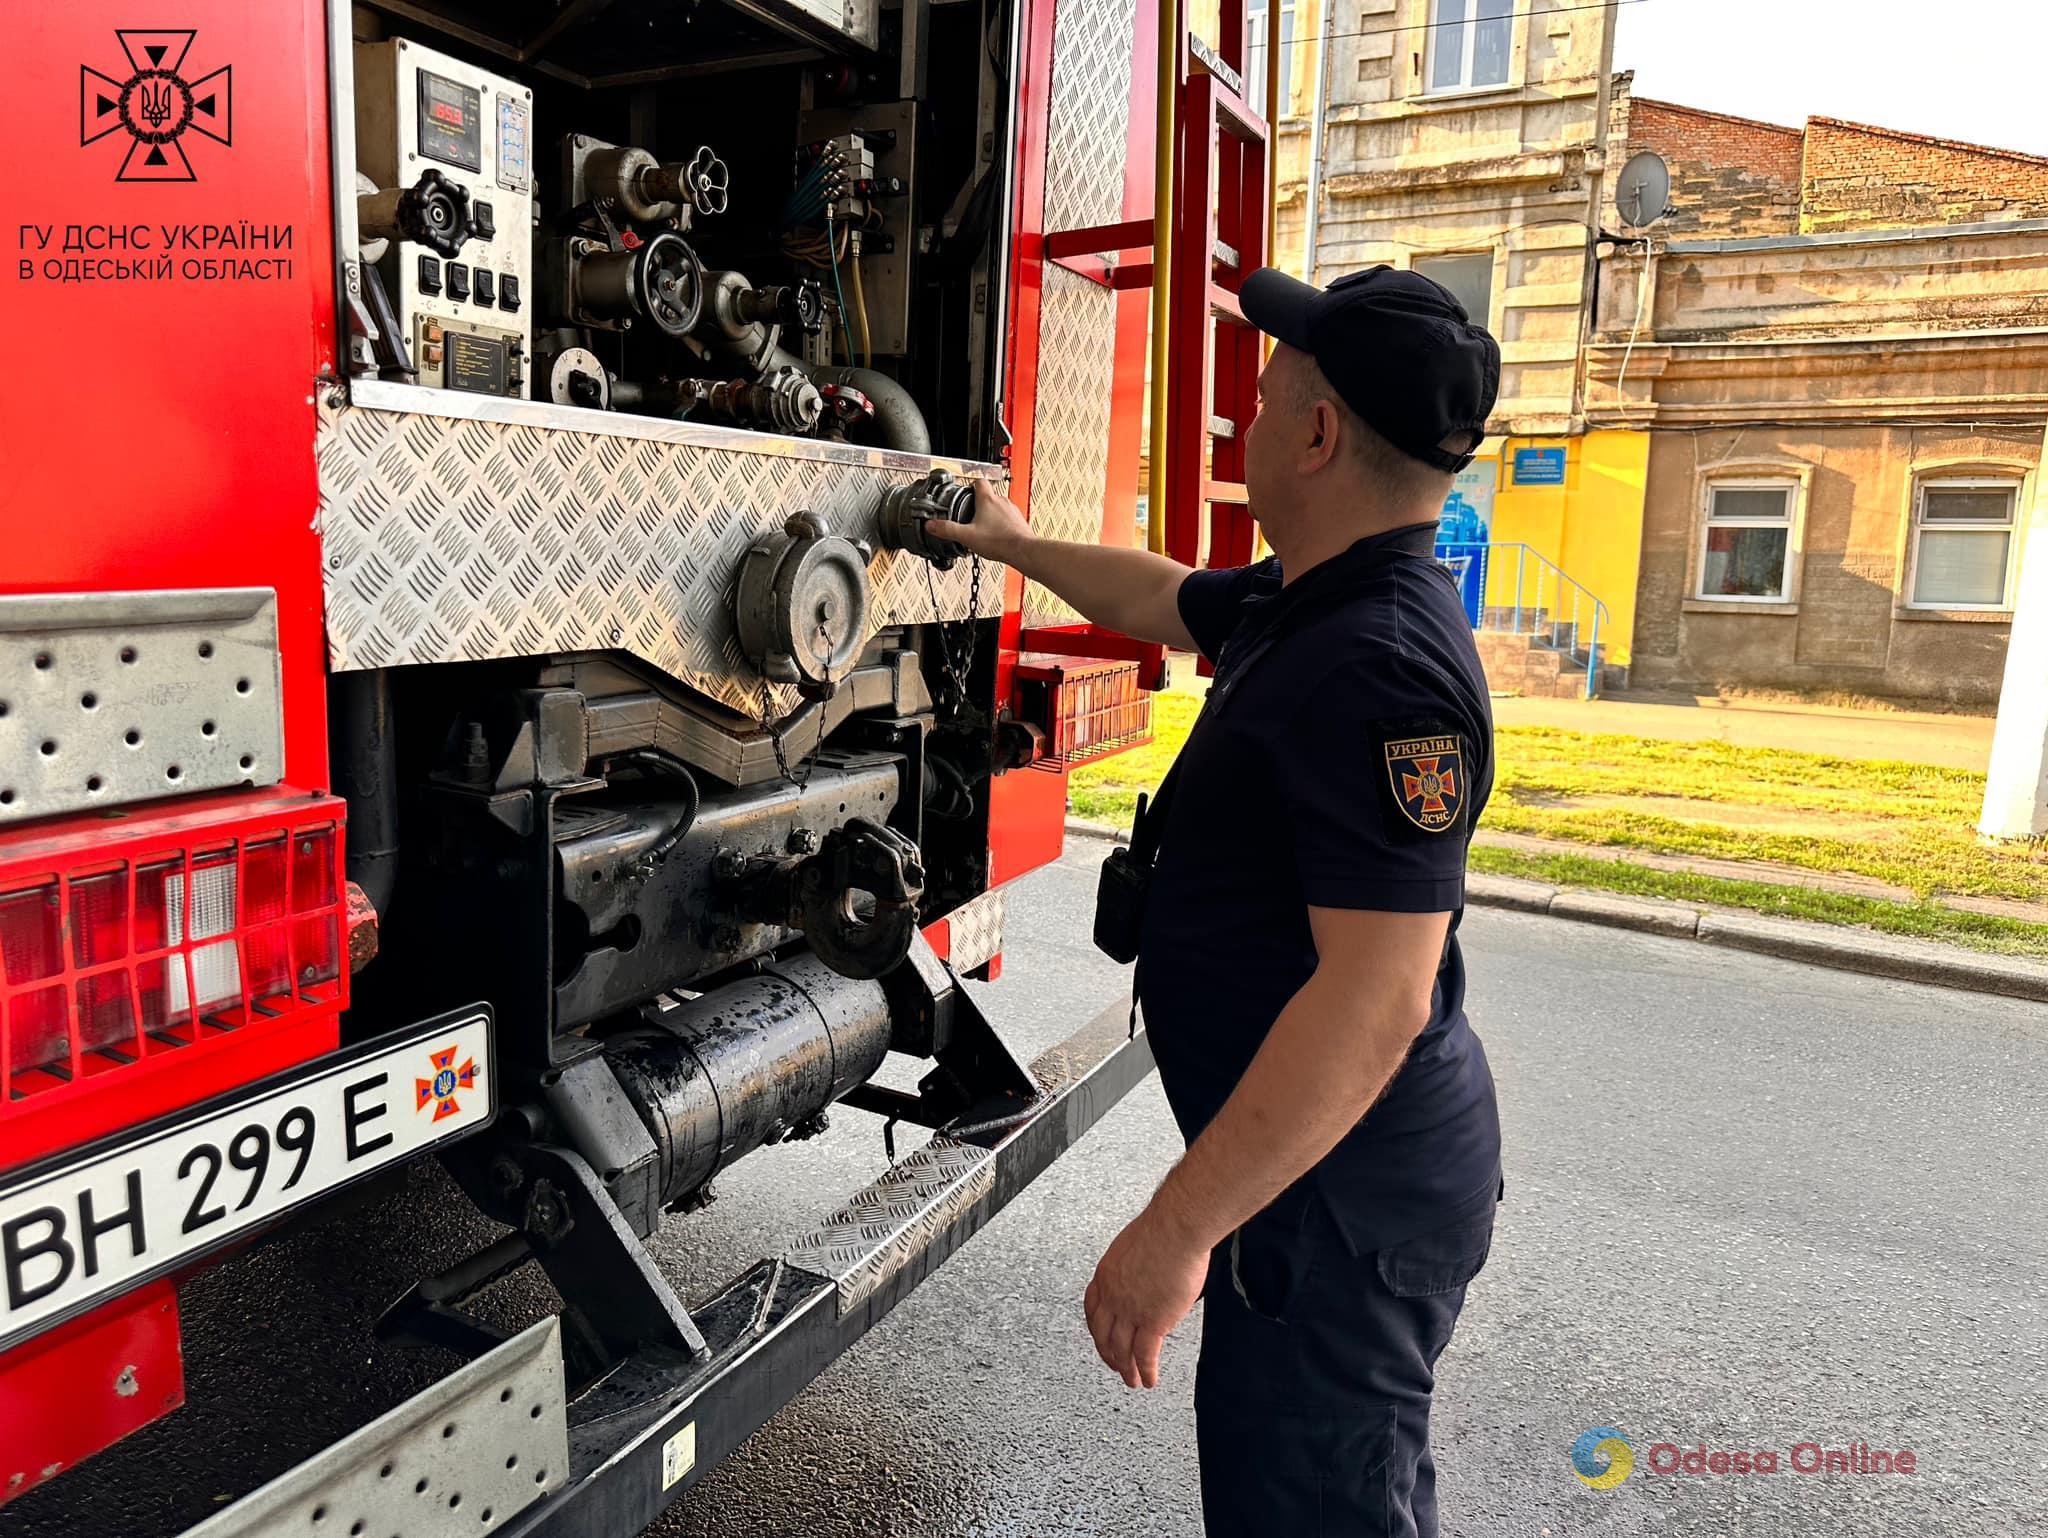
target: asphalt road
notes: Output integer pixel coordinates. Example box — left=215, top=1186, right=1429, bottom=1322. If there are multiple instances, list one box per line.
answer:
left=10, top=843, right=2047, bottom=1536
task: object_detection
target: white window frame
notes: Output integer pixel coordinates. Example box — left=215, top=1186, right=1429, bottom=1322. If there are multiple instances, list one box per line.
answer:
left=1421, top=0, right=1515, bottom=97
left=1694, top=478, right=1800, bottom=605
left=1411, top=250, right=1497, bottom=332
left=1903, top=476, right=2021, bottom=613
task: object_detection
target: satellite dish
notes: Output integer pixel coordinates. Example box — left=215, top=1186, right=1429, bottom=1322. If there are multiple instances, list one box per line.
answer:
left=1615, top=151, right=1671, bottom=229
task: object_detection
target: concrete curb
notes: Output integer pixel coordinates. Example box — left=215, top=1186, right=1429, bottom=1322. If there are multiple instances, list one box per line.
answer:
left=1467, top=875, right=2048, bottom=1003
left=1068, top=822, right=2048, bottom=1002
left=1066, top=817, right=1127, bottom=845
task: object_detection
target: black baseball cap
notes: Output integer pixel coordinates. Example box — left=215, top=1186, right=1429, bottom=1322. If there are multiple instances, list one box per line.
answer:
left=1240, top=264, right=1500, bottom=472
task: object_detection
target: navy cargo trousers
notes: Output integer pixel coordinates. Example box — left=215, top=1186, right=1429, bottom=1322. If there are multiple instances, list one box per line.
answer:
left=1193, top=1186, right=1498, bottom=1537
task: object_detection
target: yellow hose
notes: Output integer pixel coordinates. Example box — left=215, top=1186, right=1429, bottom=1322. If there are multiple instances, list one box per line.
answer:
left=1147, top=0, right=1179, bottom=555
left=849, top=253, right=872, bottom=369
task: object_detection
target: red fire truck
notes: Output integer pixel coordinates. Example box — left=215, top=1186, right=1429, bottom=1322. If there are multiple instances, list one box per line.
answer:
left=1, top=0, right=1271, bottom=1529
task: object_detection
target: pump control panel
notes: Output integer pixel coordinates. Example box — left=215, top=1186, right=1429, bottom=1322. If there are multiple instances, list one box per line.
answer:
left=354, top=37, right=533, bottom=397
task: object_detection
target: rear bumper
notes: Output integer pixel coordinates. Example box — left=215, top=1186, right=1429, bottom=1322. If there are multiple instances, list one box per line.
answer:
left=177, top=1000, right=1152, bottom=1538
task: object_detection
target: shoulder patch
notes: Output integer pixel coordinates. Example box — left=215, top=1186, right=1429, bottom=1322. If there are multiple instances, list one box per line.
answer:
left=1378, top=725, right=1467, bottom=836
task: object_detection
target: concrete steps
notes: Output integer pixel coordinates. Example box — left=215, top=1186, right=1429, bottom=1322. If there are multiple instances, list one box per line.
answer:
left=1476, top=628, right=1618, bottom=700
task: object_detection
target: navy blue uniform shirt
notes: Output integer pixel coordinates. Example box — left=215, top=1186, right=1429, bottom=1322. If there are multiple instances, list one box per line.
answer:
left=1136, top=522, right=1502, bottom=1254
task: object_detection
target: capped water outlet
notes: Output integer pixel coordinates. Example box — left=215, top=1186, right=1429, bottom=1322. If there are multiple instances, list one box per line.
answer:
left=734, top=511, right=872, bottom=698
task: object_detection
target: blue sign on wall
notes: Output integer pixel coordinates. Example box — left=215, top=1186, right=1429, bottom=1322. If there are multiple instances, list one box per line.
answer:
left=1513, top=447, right=1567, bottom=486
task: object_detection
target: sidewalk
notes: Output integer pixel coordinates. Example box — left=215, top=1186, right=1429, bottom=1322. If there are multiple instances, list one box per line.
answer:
left=1061, top=816, right=2048, bottom=1003
left=1471, top=828, right=2048, bottom=926
left=1491, top=690, right=1995, bottom=772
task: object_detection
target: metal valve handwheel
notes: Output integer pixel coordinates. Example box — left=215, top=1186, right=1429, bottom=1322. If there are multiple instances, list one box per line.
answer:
left=634, top=233, right=705, bottom=338
left=683, top=146, right=731, bottom=217
left=396, top=167, right=473, bottom=258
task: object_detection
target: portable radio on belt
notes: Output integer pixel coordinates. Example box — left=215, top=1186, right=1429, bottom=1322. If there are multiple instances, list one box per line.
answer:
left=1090, top=523, right=1443, bottom=968
left=1093, top=771, right=1179, bottom=964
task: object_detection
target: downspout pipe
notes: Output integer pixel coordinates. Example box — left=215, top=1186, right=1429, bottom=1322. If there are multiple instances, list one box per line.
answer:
left=1300, top=0, right=1334, bottom=284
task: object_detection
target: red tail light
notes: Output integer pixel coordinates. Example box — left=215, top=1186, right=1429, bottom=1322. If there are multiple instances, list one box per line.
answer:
left=0, top=791, right=347, bottom=1167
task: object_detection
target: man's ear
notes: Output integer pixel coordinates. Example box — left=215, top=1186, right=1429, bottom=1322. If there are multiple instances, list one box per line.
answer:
left=1300, top=399, right=1342, bottom=476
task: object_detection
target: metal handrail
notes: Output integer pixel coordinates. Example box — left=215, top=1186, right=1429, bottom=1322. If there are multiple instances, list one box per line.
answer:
left=1434, top=541, right=1612, bottom=698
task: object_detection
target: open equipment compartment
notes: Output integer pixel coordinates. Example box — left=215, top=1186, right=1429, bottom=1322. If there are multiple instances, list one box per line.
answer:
left=333, top=0, right=1012, bottom=460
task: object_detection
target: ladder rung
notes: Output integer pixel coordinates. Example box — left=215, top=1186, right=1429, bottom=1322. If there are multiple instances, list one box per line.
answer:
left=1203, top=480, right=1250, bottom=505
left=1209, top=415, right=1236, bottom=440
left=1213, top=238, right=1240, bottom=271
left=1187, top=35, right=1244, bottom=99
left=1044, top=218, right=1155, bottom=261
left=1209, top=284, right=1247, bottom=324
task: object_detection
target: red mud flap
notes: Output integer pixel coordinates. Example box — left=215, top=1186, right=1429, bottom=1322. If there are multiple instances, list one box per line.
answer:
left=0, top=1280, right=182, bottom=1507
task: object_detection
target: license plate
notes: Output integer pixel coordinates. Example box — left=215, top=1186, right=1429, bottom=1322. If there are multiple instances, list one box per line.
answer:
left=0, top=1008, right=494, bottom=1352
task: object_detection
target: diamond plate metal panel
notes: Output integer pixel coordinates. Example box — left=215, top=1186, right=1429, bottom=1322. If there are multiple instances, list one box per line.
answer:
left=317, top=401, right=1002, bottom=717
left=1024, top=0, right=1140, bottom=628
left=185, top=1317, right=567, bottom=1537
left=1042, top=0, right=1138, bottom=233
left=0, top=589, right=283, bottom=825
left=943, top=888, right=1006, bottom=974
left=782, top=1136, right=994, bottom=1312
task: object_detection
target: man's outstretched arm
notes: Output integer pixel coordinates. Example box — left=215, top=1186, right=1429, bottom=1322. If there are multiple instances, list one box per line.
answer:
left=928, top=481, right=1199, bottom=651
left=1082, top=903, right=1451, bottom=1388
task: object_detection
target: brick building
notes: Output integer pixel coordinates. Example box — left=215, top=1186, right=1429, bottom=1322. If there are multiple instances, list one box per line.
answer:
left=1588, top=84, right=2048, bottom=704
left=1605, top=73, right=2048, bottom=239
left=1266, top=13, right=2048, bottom=705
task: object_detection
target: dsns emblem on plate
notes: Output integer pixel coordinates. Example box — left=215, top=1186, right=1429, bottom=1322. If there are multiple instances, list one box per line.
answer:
left=1384, top=734, right=1463, bottom=833
left=417, top=1045, right=479, bottom=1122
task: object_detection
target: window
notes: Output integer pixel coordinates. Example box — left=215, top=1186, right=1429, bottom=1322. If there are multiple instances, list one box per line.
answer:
left=1413, top=252, right=1493, bottom=326
left=1246, top=0, right=1295, bottom=119
left=1425, top=0, right=1512, bottom=94
left=1697, top=482, right=1795, bottom=601
left=1908, top=480, right=2019, bottom=609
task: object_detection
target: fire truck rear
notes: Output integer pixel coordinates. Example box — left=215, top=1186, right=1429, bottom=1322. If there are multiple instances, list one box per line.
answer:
left=0, top=0, right=1274, bottom=1526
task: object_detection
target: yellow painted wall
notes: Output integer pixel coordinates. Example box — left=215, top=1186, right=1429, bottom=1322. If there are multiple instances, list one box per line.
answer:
left=1475, top=431, right=1649, bottom=664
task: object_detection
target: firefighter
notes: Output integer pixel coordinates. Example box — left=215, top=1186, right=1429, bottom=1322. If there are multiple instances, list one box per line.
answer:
left=931, top=266, right=1504, bottom=1537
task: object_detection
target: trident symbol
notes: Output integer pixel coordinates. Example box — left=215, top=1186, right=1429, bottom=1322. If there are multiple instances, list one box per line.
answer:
left=138, top=78, right=174, bottom=130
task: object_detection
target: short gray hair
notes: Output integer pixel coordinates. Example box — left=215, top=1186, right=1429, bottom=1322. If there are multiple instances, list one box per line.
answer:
left=1292, top=358, right=1456, bottom=508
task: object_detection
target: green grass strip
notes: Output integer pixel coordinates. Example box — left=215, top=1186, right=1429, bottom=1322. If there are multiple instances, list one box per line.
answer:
left=1469, top=845, right=2048, bottom=960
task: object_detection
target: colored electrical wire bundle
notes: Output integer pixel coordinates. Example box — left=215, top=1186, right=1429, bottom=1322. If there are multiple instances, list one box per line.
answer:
left=781, top=143, right=872, bottom=366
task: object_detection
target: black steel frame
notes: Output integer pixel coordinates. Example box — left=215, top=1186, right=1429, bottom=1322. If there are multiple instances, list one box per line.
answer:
left=497, top=1001, right=1153, bottom=1537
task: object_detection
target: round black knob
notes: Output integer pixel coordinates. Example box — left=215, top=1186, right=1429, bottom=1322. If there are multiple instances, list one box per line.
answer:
left=785, top=279, right=827, bottom=336
left=396, top=168, right=473, bottom=259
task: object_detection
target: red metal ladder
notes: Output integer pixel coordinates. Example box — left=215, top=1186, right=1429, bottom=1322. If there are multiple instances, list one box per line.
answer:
left=1023, top=0, right=1273, bottom=674
left=1164, top=25, right=1270, bottom=580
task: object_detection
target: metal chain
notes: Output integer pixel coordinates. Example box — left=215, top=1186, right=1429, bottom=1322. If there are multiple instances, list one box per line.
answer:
left=922, top=552, right=983, bottom=710
left=757, top=677, right=817, bottom=792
